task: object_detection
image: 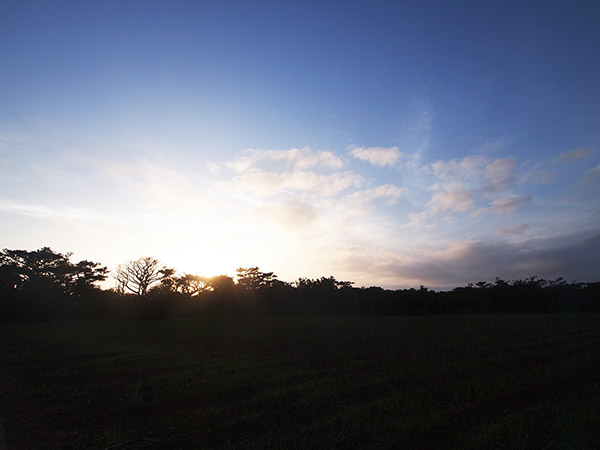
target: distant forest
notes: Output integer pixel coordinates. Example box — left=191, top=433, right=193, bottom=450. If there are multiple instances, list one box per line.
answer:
left=1, top=247, right=599, bottom=320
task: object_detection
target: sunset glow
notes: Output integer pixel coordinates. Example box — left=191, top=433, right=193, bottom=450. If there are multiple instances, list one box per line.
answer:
left=1, top=1, right=599, bottom=288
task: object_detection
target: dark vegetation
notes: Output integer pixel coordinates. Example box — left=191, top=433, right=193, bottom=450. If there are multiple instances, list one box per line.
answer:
left=1, top=247, right=599, bottom=321
left=2, top=247, right=600, bottom=448
left=1, top=315, right=599, bottom=449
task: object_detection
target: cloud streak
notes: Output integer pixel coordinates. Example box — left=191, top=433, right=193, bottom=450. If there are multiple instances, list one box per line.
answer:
left=555, top=148, right=590, bottom=162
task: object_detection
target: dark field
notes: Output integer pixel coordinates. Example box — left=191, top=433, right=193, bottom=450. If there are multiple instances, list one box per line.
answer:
left=1, top=315, right=600, bottom=449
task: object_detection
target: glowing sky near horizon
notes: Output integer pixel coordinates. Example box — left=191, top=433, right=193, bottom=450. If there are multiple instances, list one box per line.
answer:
left=1, top=1, right=599, bottom=289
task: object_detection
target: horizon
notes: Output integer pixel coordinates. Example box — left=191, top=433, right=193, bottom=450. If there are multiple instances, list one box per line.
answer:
left=1, top=1, right=599, bottom=290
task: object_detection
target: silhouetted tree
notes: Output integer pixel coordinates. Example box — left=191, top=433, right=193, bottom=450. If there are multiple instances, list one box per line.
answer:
left=176, top=274, right=212, bottom=295
left=156, top=271, right=213, bottom=296
left=295, top=276, right=353, bottom=290
left=156, top=268, right=177, bottom=291
left=207, top=275, right=235, bottom=293
left=236, top=267, right=277, bottom=289
left=114, top=257, right=166, bottom=296
left=0, top=247, right=107, bottom=296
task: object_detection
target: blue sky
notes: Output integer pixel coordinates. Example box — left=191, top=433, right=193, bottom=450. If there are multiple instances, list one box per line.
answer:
left=1, top=1, right=599, bottom=288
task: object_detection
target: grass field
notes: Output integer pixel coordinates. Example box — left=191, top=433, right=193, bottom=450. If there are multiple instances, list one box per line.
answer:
left=1, top=314, right=600, bottom=449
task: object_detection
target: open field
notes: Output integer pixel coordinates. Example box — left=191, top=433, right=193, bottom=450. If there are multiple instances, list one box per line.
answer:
left=1, top=315, right=600, bottom=449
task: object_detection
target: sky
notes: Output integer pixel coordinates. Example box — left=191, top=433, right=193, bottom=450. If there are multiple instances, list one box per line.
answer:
left=1, top=0, right=599, bottom=289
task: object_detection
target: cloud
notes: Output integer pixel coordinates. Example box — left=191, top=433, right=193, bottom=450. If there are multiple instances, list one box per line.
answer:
left=519, top=164, right=557, bottom=185
left=474, top=195, right=532, bottom=216
left=227, top=169, right=283, bottom=196
left=227, top=147, right=344, bottom=173
left=345, top=184, right=405, bottom=206
left=222, top=147, right=364, bottom=199
left=427, top=155, right=517, bottom=195
left=519, top=149, right=592, bottom=185
left=482, top=157, right=517, bottom=194
left=283, top=171, right=363, bottom=196
left=555, top=148, right=590, bottom=162
left=332, top=229, right=600, bottom=289
left=254, top=197, right=318, bottom=228
left=0, top=199, right=120, bottom=224
left=229, top=169, right=363, bottom=198
left=489, top=195, right=532, bottom=214
left=583, top=164, right=600, bottom=179
left=350, top=146, right=402, bottom=168
left=427, top=187, right=475, bottom=213
left=573, top=162, right=600, bottom=187
left=494, top=223, right=530, bottom=235
left=412, top=155, right=523, bottom=224
left=429, top=155, right=488, bottom=181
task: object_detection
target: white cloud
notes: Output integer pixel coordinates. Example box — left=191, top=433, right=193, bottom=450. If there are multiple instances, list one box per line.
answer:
left=283, top=147, right=344, bottom=170
left=5, top=136, right=597, bottom=290
left=229, top=169, right=363, bottom=198
left=220, top=146, right=365, bottom=201
left=284, top=171, right=363, bottom=196
left=427, top=155, right=517, bottom=195
left=411, top=155, right=523, bottom=224
left=350, top=146, right=402, bottom=168
left=253, top=197, right=318, bottom=228
left=429, top=155, right=488, bottom=181
left=428, top=187, right=475, bottom=213
left=227, top=169, right=283, bottom=197
left=345, top=184, right=405, bottom=206
left=227, top=147, right=344, bottom=173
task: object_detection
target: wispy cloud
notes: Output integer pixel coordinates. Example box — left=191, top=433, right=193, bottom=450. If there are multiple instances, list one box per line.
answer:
left=227, top=169, right=363, bottom=198
left=427, top=186, right=475, bottom=214
left=427, top=155, right=517, bottom=195
left=253, top=197, right=318, bottom=228
left=494, top=223, right=530, bottom=235
left=488, top=195, right=532, bottom=214
left=0, top=199, right=120, bottom=224
left=350, top=146, right=402, bottom=168
left=410, top=155, right=526, bottom=225
left=519, top=163, right=557, bottom=185
left=482, top=157, right=517, bottom=195
left=583, top=164, right=600, bottom=180
left=227, top=147, right=344, bottom=173
left=332, top=229, right=600, bottom=289
left=2, top=138, right=598, bottom=289
left=344, top=184, right=405, bottom=206
left=555, top=148, right=590, bottom=162
left=474, top=195, right=532, bottom=216
left=429, top=155, right=488, bottom=181
left=520, top=149, right=592, bottom=185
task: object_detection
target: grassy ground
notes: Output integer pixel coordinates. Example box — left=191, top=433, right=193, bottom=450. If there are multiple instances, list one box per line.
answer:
left=1, top=314, right=599, bottom=449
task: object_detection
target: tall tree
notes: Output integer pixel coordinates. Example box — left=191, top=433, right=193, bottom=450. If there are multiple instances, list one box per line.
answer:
left=206, top=275, right=235, bottom=295
left=175, top=274, right=211, bottom=295
left=114, top=257, right=166, bottom=296
left=236, top=267, right=277, bottom=290
left=0, top=247, right=108, bottom=296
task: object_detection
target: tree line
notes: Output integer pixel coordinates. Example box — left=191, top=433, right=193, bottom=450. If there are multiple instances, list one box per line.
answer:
left=1, top=247, right=599, bottom=320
